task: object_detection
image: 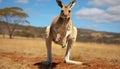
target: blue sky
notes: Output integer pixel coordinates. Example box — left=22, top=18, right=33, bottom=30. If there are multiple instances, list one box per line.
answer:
left=0, top=0, right=120, bottom=33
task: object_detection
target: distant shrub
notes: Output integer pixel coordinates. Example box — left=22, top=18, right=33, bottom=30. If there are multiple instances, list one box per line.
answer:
left=14, top=30, right=34, bottom=38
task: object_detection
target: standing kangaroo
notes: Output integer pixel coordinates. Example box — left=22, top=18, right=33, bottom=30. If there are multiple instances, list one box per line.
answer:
left=45, top=0, right=86, bottom=65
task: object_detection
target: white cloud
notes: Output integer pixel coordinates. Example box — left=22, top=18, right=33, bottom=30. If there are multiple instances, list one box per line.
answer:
left=76, top=8, right=104, bottom=16
left=15, top=0, right=28, bottom=4
left=75, top=0, right=120, bottom=23
left=88, top=0, right=120, bottom=7
left=107, top=5, right=120, bottom=15
left=75, top=7, right=120, bottom=23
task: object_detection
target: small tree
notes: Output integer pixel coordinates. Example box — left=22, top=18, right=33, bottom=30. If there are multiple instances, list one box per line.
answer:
left=0, top=22, right=6, bottom=38
left=0, top=7, right=29, bottom=39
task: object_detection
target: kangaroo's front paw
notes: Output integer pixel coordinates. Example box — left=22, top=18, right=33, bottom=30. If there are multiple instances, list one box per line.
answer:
left=62, top=38, right=66, bottom=48
left=55, top=33, right=61, bottom=42
left=62, top=42, right=66, bottom=48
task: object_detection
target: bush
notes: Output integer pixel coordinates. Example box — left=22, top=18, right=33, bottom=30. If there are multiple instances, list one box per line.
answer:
left=14, top=30, right=34, bottom=38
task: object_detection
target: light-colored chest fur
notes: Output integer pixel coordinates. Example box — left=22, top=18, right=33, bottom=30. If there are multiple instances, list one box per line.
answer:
left=50, top=16, right=73, bottom=45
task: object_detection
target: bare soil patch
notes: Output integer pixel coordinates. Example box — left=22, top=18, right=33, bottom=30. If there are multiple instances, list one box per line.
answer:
left=0, top=52, right=119, bottom=69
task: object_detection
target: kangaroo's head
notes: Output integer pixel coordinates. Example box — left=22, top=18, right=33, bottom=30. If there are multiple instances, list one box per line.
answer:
left=56, top=0, right=76, bottom=19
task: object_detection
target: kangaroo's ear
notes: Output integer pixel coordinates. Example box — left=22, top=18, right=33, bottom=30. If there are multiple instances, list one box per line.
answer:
left=68, top=0, right=76, bottom=9
left=56, top=0, right=64, bottom=8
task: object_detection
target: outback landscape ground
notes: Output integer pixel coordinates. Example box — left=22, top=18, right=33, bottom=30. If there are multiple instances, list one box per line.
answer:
left=0, top=36, right=120, bottom=69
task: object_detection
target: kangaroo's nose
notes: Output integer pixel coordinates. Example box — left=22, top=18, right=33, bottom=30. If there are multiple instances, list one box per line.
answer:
left=64, top=14, right=67, bottom=17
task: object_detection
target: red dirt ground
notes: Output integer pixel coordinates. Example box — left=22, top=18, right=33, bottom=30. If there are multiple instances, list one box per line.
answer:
left=0, top=52, right=119, bottom=69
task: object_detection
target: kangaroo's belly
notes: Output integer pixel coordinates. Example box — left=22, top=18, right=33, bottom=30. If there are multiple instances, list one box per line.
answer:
left=51, top=27, right=69, bottom=45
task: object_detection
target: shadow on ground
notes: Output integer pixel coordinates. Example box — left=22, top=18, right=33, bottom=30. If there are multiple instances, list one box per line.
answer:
left=34, top=61, right=60, bottom=69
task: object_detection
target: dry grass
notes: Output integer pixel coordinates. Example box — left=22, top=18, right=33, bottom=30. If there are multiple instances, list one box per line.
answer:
left=71, top=42, right=120, bottom=61
left=0, top=37, right=46, bottom=57
left=0, top=36, right=120, bottom=69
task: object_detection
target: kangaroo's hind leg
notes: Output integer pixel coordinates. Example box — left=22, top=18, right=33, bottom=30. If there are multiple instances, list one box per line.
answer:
left=44, top=26, right=52, bottom=64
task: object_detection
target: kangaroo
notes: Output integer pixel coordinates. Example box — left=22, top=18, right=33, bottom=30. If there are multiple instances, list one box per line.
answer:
left=45, top=0, right=87, bottom=65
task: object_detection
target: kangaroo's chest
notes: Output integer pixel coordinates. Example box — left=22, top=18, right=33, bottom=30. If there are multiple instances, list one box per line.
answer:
left=57, top=23, right=71, bottom=36
left=52, top=23, right=72, bottom=45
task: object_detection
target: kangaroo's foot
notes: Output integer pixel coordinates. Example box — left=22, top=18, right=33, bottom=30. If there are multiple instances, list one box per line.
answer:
left=64, top=60, right=91, bottom=66
left=64, top=59, right=83, bottom=65
left=42, top=61, right=52, bottom=65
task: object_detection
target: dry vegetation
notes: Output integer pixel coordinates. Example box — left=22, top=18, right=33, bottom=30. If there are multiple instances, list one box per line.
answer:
left=0, top=36, right=120, bottom=69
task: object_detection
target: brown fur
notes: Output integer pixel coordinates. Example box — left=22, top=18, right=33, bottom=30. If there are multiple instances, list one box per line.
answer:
left=50, top=16, right=74, bottom=45
left=44, top=0, right=85, bottom=65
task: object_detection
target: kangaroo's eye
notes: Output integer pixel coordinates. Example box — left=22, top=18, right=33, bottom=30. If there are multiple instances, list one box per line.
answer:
left=61, top=10, right=63, bottom=13
left=69, top=10, right=71, bottom=13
